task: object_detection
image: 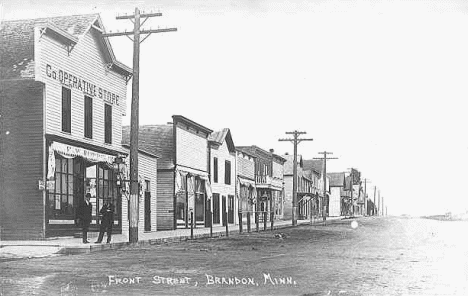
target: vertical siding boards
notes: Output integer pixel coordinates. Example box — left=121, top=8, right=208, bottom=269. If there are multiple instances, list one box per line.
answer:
left=0, top=81, right=45, bottom=239
left=157, top=171, right=174, bottom=230
left=36, top=28, right=126, bottom=152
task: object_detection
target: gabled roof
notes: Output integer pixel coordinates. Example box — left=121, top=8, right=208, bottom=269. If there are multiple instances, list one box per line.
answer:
left=282, top=154, right=303, bottom=175
left=122, top=125, right=174, bottom=170
left=208, top=128, right=236, bottom=153
left=1, top=14, right=131, bottom=80
left=303, top=159, right=323, bottom=174
left=328, top=172, right=346, bottom=187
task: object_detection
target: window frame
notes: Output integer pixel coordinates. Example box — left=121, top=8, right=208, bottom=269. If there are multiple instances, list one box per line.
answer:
left=84, top=95, right=93, bottom=139
left=213, top=157, right=218, bottom=183
left=104, top=104, right=112, bottom=144
left=225, top=160, right=231, bottom=185
left=61, top=87, right=71, bottom=133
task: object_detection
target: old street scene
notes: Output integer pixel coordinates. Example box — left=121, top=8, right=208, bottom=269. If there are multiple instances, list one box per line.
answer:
left=1, top=1, right=468, bottom=296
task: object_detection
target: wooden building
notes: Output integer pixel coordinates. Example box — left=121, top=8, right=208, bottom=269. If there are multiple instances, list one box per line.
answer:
left=0, top=14, right=133, bottom=239
left=122, top=115, right=213, bottom=230
left=236, top=148, right=256, bottom=224
left=208, top=128, right=236, bottom=226
left=282, top=154, right=314, bottom=220
left=236, top=146, right=286, bottom=222
left=120, top=146, right=158, bottom=235
left=327, top=172, right=346, bottom=217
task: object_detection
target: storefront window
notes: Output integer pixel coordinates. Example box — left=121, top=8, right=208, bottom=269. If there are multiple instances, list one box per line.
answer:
left=48, top=155, right=119, bottom=224
left=48, top=157, right=74, bottom=218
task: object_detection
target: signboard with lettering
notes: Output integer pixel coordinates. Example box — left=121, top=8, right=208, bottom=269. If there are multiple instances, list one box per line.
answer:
left=45, top=64, right=120, bottom=106
left=38, top=180, right=45, bottom=190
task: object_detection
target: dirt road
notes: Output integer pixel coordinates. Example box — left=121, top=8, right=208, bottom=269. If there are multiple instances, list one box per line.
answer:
left=1, top=217, right=467, bottom=295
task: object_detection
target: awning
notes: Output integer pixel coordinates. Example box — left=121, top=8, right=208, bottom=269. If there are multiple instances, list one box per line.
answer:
left=238, top=177, right=256, bottom=189
left=47, top=141, right=116, bottom=179
left=175, top=168, right=212, bottom=201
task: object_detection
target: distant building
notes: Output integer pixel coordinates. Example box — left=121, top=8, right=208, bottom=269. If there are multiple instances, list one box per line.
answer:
left=208, top=128, right=236, bottom=226
left=236, top=148, right=256, bottom=224
left=282, top=154, right=313, bottom=220
left=327, top=173, right=346, bottom=217
left=236, top=146, right=286, bottom=221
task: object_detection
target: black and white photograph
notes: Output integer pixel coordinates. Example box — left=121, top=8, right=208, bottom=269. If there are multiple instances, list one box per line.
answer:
left=1, top=0, right=468, bottom=295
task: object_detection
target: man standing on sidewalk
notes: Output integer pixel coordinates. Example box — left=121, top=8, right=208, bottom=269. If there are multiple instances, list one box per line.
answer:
left=76, top=193, right=92, bottom=244
left=95, top=201, right=114, bottom=244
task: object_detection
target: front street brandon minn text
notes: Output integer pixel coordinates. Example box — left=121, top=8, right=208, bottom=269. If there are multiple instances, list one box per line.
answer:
left=107, top=273, right=298, bottom=288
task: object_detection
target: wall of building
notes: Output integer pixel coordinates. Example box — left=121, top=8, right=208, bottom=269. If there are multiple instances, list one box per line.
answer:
left=121, top=152, right=157, bottom=235
left=272, top=160, right=284, bottom=180
left=210, top=142, right=236, bottom=224
left=176, top=124, right=208, bottom=172
left=329, top=187, right=341, bottom=217
left=283, top=175, right=293, bottom=219
left=156, top=170, right=174, bottom=230
left=0, top=81, right=45, bottom=239
left=35, top=27, right=127, bottom=153
left=236, top=152, right=255, bottom=180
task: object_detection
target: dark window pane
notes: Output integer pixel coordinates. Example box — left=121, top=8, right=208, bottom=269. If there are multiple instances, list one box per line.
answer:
left=84, top=96, right=93, bottom=138
left=213, top=157, right=218, bottom=183
left=104, top=104, right=112, bottom=144
left=61, top=87, right=71, bottom=132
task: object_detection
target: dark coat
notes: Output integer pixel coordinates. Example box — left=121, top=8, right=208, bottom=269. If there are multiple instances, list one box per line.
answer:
left=76, top=201, right=92, bottom=227
left=99, top=203, right=114, bottom=227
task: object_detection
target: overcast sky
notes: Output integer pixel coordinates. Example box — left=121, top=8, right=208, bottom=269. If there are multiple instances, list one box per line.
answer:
left=2, top=0, right=468, bottom=216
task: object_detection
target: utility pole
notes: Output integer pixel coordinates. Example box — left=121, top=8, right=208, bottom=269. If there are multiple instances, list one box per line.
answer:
left=363, top=178, right=371, bottom=216
left=373, top=186, right=377, bottom=216
left=313, top=152, right=338, bottom=221
left=279, top=131, right=313, bottom=226
left=103, top=8, right=177, bottom=243
left=378, top=189, right=381, bottom=216
left=382, top=195, right=384, bottom=217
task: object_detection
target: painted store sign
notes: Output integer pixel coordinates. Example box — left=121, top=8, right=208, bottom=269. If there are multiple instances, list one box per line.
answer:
left=45, top=64, right=120, bottom=106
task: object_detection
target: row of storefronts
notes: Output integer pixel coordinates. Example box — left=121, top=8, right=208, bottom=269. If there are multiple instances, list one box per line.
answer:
left=1, top=13, right=363, bottom=240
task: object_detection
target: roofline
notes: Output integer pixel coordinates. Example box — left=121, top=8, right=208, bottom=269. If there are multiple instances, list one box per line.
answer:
left=121, top=144, right=160, bottom=159
left=236, top=148, right=257, bottom=158
left=172, top=115, right=213, bottom=134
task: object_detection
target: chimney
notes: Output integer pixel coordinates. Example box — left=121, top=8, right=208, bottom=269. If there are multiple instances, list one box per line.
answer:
left=269, top=149, right=274, bottom=153
left=285, top=152, right=289, bottom=155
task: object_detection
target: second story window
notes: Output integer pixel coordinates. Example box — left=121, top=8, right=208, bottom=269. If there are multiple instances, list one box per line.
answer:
left=225, top=160, right=231, bottom=185
left=61, top=87, right=71, bottom=133
left=213, top=157, right=218, bottom=183
left=84, top=96, right=93, bottom=139
left=104, top=104, right=112, bottom=144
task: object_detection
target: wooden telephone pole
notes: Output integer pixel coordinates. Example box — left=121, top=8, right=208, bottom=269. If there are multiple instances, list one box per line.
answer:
left=362, top=178, right=371, bottom=216
left=313, top=152, right=338, bottom=221
left=103, top=8, right=177, bottom=243
left=279, top=131, right=313, bottom=226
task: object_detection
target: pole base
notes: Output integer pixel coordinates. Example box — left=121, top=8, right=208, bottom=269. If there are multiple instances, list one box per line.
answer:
left=129, top=226, right=138, bottom=244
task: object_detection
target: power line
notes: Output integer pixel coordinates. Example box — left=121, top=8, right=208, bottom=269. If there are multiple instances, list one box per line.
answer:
left=279, top=130, right=313, bottom=226
left=103, top=7, right=177, bottom=244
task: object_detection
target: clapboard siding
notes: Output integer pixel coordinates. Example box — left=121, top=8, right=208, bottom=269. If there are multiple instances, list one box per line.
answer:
left=121, top=151, right=157, bottom=234
left=0, top=81, right=45, bottom=239
left=138, top=153, right=158, bottom=231
left=157, top=170, right=174, bottom=230
left=176, top=126, right=207, bottom=171
left=237, top=152, right=255, bottom=180
left=35, top=27, right=126, bottom=152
